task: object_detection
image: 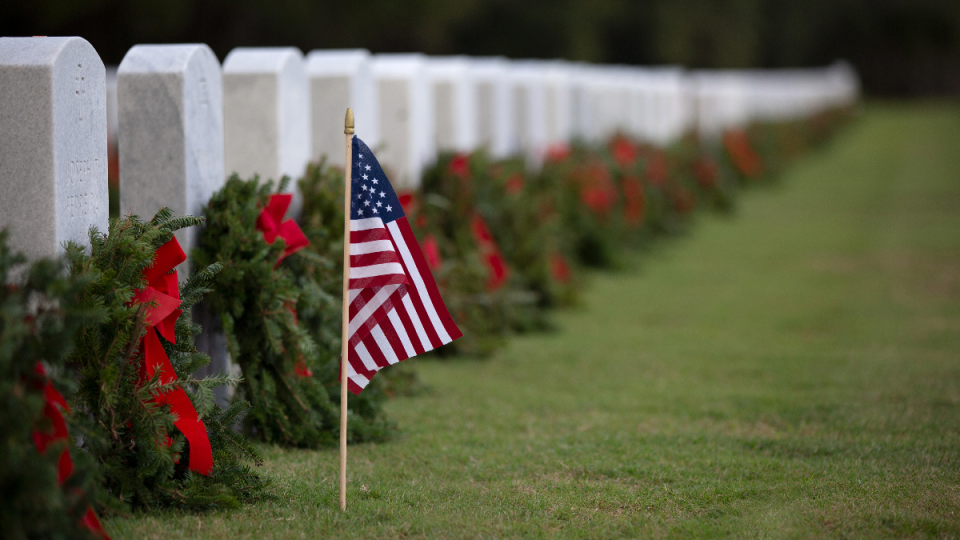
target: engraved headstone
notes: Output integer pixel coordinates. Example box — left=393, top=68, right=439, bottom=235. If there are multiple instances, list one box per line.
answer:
left=0, top=37, right=108, bottom=261
left=370, top=53, right=433, bottom=189
left=469, top=57, right=513, bottom=158
left=425, top=56, right=477, bottom=154
left=117, top=44, right=231, bottom=404
left=117, top=44, right=224, bottom=255
left=306, top=49, right=378, bottom=167
left=223, top=47, right=309, bottom=213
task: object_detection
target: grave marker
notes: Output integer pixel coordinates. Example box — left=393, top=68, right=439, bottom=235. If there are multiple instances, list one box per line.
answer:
left=0, top=36, right=108, bottom=261
left=223, top=47, right=309, bottom=213
left=117, top=43, right=230, bottom=403
left=425, top=56, right=477, bottom=154
left=370, top=53, right=432, bottom=189
left=306, top=49, right=377, bottom=167
left=469, top=57, right=513, bottom=158
left=117, top=44, right=224, bottom=255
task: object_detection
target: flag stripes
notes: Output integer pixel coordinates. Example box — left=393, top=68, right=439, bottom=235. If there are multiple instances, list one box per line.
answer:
left=343, top=136, right=461, bottom=394
left=346, top=217, right=461, bottom=393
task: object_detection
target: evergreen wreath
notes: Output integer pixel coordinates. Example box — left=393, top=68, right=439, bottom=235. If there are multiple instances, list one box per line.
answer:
left=66, top=210, right=269, bottom=511
left=0, top=231, right=104, bottom=539
left=194, top=175, right=392, bottom=447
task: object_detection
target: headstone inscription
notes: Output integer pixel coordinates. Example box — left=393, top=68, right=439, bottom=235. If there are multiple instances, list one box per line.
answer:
left=223, top=47, right=309, bottom=214
left=117, top=44, right=224, bottom=256
left=0, top=36, right=108, bottom=261
left=370, top=53, right=433, bottom=189
left=305, top=49, right=377, bottom=168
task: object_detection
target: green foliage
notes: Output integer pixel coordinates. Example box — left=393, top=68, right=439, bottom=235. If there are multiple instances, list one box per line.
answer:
left=67, top=209, right=269, bottom=512
left=194, top=174, right=392, bottom=447
left=0, top=230, right=102, bottom=539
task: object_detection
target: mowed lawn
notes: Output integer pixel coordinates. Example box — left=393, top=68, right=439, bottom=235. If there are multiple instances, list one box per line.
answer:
left=108, top=102, right=960, bottom=539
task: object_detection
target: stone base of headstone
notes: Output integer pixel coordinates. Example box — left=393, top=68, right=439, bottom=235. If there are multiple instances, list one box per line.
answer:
left=192, top=304, right=235, bottom=409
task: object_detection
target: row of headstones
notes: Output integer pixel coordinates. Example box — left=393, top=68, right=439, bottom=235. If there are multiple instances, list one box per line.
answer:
left=0, top=36, right=860, bottom=264
left=0, top=36, right=858, bottom=405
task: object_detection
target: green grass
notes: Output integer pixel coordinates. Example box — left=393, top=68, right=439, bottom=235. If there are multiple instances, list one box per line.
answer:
left=107, top=102, right=960, bottom=539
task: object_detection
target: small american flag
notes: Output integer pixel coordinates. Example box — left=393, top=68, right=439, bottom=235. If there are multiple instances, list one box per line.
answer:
left=343, top=136, right=462, bottom=394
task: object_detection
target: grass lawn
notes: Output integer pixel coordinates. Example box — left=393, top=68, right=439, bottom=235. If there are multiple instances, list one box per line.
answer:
left=107, top=102, right=960, bottom=539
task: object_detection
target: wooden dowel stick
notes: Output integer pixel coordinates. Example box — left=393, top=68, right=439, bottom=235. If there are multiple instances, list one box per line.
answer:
left=340, top=108, right=354, bottom=512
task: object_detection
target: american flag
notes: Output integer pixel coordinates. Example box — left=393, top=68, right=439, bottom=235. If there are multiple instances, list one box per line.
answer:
left=344, top=136, right=462, bottom=394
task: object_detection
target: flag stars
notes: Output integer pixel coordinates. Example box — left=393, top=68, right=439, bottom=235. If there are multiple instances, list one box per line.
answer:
left=372, top=178, right=379, bottom=184
left=376, top=201, right=382, bottom=207
left=386, top=205, right=392, bottom=212
left=362, top=174, right=369, bottom=180
left=373, top=208, right=379, bottom=214
left=365, top=165, right=371, bottom=171
left=379, top=191, right=386, bottom=198
left=363, top=200, right=370, bottom=206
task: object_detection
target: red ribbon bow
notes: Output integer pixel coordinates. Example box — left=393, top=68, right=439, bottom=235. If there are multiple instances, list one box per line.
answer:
left=31, top=363, right=110, bottom=539
left=256, top=195, right=312, bottom=378
left=470, top=215, right=510, bottom=292
left=133, top=238, right=213, bottom=476
left=257, top=193, right=309, bottom=266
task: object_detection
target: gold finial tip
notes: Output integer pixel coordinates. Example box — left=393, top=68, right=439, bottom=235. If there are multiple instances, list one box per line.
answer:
left=344, top=108, right=355, bottom=135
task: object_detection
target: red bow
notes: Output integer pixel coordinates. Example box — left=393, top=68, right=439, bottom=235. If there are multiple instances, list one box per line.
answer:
left=134, top=238, right=213, bottom=476
left=31, top=363, right=111, bottom=539
left=470, top=215, right=509, bottom=292
left=257, top=193, right=309, bottom=266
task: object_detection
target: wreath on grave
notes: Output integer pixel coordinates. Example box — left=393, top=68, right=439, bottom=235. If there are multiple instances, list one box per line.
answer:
left=193, top=175, right=392, bottom=447
left=0, top=231, right=108, bottom=539
left=65, top=210, right=269, bottom=511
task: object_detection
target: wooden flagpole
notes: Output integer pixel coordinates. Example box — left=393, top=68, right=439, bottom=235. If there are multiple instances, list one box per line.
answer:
left=340, top=108, right=354, bottom=511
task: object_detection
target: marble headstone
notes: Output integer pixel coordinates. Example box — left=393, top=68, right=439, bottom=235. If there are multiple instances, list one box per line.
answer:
left=542, top=61, right=574, bottom=147
left=510, top=61, right=548, bottom=164
left=223, top=47, right=309, bottom=213
left=305, top=49, right=378, bottom=167
left=370, top=54, right=432, bottom=189
left=425, top=56, right=477, bottom=154
left=117, top=44, right=224, bottom=255
left=117, top=44, right=231, bottom=404
left=469, top=57, right=513, bottom=158
left=0, top=36, right=108, bottom=261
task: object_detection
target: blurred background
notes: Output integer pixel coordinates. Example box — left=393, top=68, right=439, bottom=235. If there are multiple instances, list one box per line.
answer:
left=3, top=0, right=959, bottom=96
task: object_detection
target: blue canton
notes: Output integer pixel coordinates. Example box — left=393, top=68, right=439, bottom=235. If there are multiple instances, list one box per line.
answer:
left=350, top=136, right=405, bottom=223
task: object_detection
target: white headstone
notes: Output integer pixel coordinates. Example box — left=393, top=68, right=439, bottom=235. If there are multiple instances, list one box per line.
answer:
left=469, top=56, right=513, bottom=158
left=223, top=47, right=309, bottom=212
left=117, top=44, right=224, bottom=255
left=370, top=53, right=433, bottom=189
left=305, top=49, right=377, bottom=167
left=425, top=56, right=478, bottom=154
left=542, top=61, right=574, bottom=148
left=510, top=60, right=548, bottom=164
left=0, top=37, right=108, bottom=261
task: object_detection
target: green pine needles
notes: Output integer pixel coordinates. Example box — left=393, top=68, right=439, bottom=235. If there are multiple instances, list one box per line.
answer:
left=0, top=231, right=102, bottom=539
left=194, top=174, right=392, bottom=448
left=66, top=209, right=269, bottom=511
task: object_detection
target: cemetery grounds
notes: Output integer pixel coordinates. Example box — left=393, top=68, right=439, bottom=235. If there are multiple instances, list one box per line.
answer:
left=107, top=102, right=960, bottom=538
